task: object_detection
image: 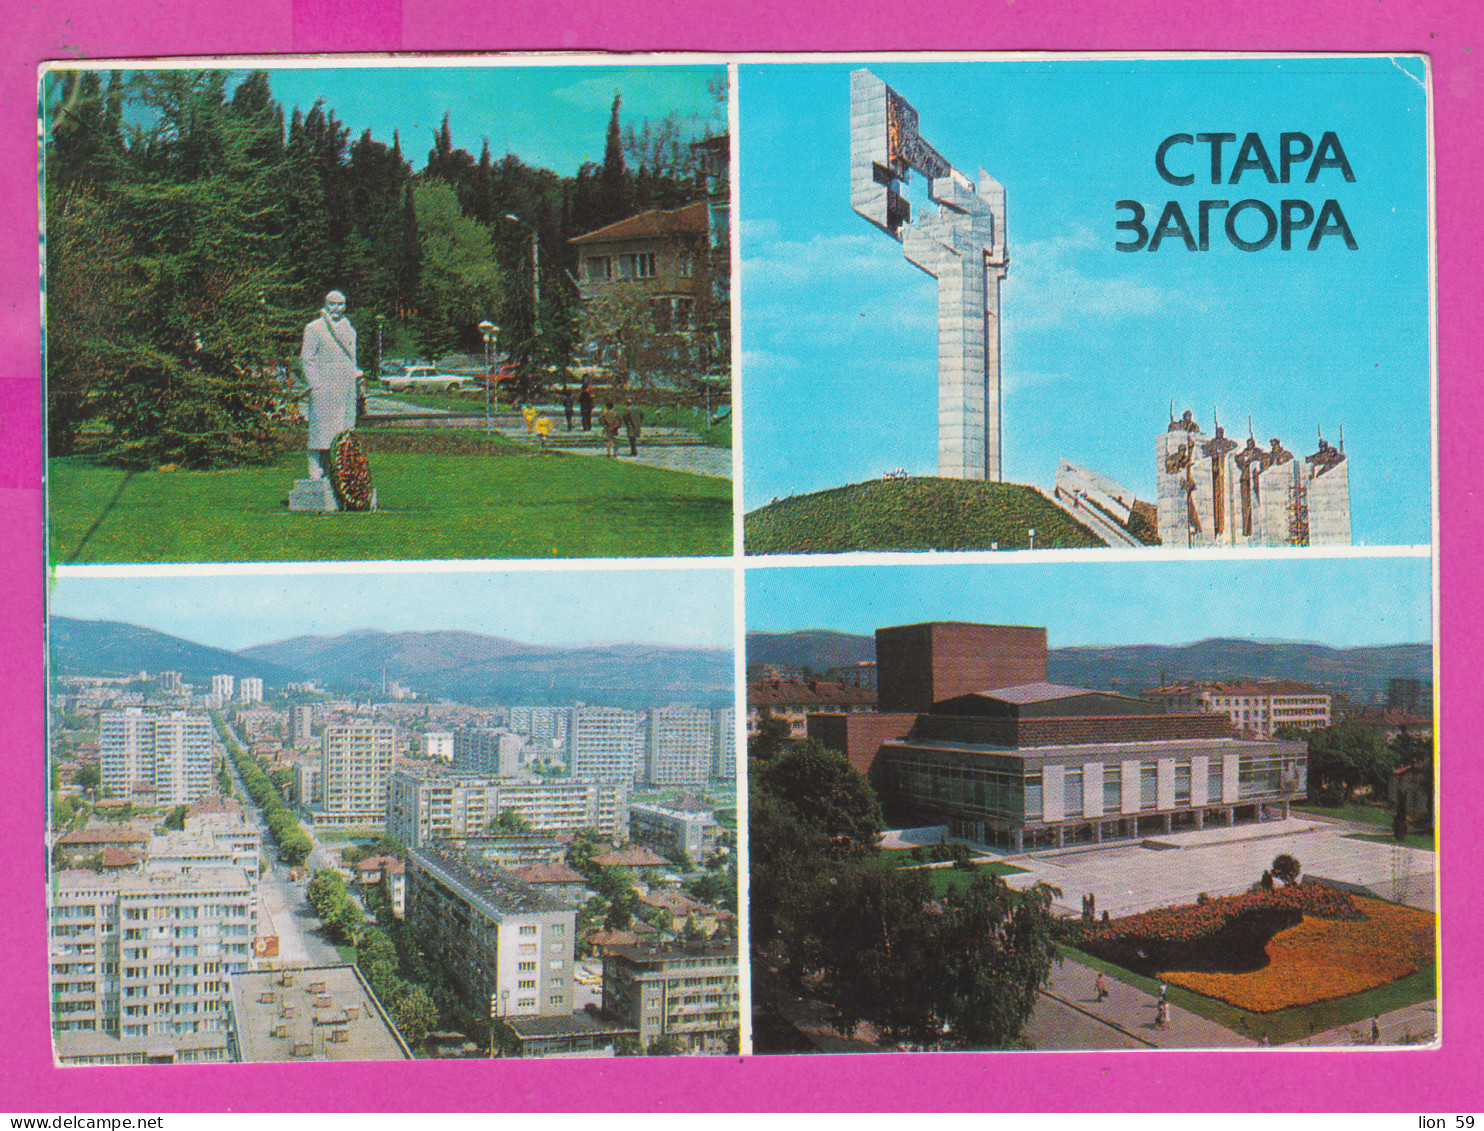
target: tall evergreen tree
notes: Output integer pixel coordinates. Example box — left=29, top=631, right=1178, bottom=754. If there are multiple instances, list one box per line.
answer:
left=599, top=93, right=627, bottom=224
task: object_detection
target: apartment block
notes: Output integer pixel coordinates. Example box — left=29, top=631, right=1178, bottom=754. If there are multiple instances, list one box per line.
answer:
left=237, top=678, right=264, bottom=704
left=646, top=707, right=715, bottom=787
left=100, top=708, right=214, bottom=806
left=629, top=799, right=719, bottom=862
left=567, top=707, right=646, bottom=779
left=1143, top=681, right=1333, bottom=738
left=50, top=867, right=256, bottom=1065
left=454, top=727, right=526, bottom=777
left=600, top=940, right=740, bottom=1054
left=712, top=707, right=736, bottom=782
left=388, top=764, right=629, bottom=845
left=211, top=675, right=235, bottom=702
left=318, top=722, right=395, bottom=827
left=405, top=843, right=577, bottom=1021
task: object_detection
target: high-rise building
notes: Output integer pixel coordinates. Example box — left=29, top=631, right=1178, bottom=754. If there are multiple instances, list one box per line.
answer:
left=237, top=677, right=263, bottom=704
left=508, top=707, right=571, bottom=743
left=99, top=708, right=214, bottom=805
left=319, top=722, right=395, bottom=827
left=50, top=867, right=256, bottom=1065
left=454, top=728, right=526, bottom=778
left=291, top=705, right=313, bottom=747
left=645, top=707, right=714, bottom=787
left=211, top=675, right=235, bottom=702
left=711, top=707, right=736, bottom=782
left=159, top=671, right=183, bottom=693
left=567, top=707, right=646, bottom=779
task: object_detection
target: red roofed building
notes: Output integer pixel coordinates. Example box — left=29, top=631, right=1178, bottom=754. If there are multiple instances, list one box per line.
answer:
left=570, top=200, right=721, bottom=382
left=355, top=855, right=406, bottom=917
left=53, top=826, right=150, bottom=867
left=511, top=861, right=588, bottom=906
left=591, top=845, right=670, bottom=870
left=747, top=679, right=877, bottom=741
left=1142, top=680, right=1332, bottom=738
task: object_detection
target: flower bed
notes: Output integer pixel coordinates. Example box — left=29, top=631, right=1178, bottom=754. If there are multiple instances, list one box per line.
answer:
left=1082, top=884, right=1362, bottom=975
left=1164, top=897, right=1434, bottom=1012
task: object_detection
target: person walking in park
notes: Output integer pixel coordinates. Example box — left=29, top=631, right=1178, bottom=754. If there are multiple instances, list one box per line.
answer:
left=562, top=386, right=575, bottom=431
left=623, top=399, right=644, bottom=457
left=579, top=379, right=595, bottom=431
left=1370, top=1017, right=1381, bottom=1044
left=1158, top=982, right=1168, bottom=1005
left=1095, top=971, right=1108, bottom=1002
left=601, top=401, right=622, bottom=458
left=1155, top=1000, right=1169, bottom=1030
left=533, top=414, right=552, bottom=449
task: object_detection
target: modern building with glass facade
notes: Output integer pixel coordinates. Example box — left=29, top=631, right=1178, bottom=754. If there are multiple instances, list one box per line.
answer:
left=813, top=622, right=1308, bottom=851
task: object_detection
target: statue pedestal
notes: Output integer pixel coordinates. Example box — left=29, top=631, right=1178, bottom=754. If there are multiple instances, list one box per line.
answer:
left=289, top=479, right=337, bottom=512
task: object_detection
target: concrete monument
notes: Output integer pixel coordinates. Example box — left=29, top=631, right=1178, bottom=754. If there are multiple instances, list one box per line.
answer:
left=1156, top=410, right=1351, bottom=547
left=850, top=69, right=1009, bottom=481
left=291, top=290, right=361, bottom=512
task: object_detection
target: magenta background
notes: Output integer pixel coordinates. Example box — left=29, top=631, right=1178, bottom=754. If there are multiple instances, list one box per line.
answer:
left=5, top=0, right=1480, bottom=1112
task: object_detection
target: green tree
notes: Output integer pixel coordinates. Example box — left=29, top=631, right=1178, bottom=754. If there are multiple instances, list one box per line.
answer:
left=1271, top=853, right=1301, bottom=885
left=599, top=93, right=627, bottom=225
left=748, top=707, right=791, bottom=763
left=1295, top=722, right=1396, bottom=805
left=755, top=739, right=884, bottom=858
left=410, top=181, right=505, bottom=356
left=386, top=983, right=438, bottom=1047
left=163, top=804, right=188, bottom=831
left=488, top=807, right=534, bottom=836
left=74, top=764, right=101, bottom=793
left=646, top=1033, right=683, bottom=1057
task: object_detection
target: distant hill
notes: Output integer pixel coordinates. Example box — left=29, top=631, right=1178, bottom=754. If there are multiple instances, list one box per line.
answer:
left=50, top=618, right=306, bottom=686
left=53, top=621, right=731, bottom=709
left=744, top=478, right=1103, bottom=553
left=744, top=629, right=1429, bottom=701
left=746, top=630, right=875, bottom=675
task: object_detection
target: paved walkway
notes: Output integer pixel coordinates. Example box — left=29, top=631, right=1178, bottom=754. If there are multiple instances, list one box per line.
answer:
left=1037, top=954, right=1255, bottom=1049
left=558, top=442, right=733, bottom=479
left=1297, top=1000, right=1438, bottom=1047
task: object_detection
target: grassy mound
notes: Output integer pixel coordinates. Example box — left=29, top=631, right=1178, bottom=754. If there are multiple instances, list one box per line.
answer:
left=744, top=477, right=1104, bottom=554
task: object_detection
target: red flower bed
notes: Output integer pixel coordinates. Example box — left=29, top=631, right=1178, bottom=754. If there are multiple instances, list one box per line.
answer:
left=329, top=430, right=374, bottom=511
left=1082, top=884, right=1362, bottom=976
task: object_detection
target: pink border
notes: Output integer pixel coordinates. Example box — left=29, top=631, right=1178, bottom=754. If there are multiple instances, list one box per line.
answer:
left=7, top=0, right=1481, bottom=1112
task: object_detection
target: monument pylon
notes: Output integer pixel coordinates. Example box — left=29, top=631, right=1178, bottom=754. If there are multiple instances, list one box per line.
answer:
left=849, top=69, right=1009, bottom=481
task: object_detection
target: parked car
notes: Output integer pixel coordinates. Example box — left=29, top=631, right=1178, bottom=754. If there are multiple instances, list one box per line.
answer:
left=382, top=364, right=473, bottom=393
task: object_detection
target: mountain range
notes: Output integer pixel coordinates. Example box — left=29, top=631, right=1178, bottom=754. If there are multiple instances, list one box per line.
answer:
left=52, top=618, right=732, bottom=709
left=745, top=630, right=1430, bottom=701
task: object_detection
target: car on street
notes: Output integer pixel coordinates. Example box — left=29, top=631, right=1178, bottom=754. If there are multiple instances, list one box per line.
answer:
left=382, top=364, right=474, bottom=393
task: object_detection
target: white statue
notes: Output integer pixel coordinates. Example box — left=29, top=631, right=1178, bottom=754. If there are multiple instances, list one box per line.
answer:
left=299, top=290, right=361, bottom=479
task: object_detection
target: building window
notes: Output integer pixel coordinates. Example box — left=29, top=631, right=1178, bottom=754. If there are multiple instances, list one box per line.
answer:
left=1208, top=758, right=1225, bottom=803
left=1103, top=764, right=1121, bottom=812
left=1174, top=761, right=1191, bottom=805
left=586, top=256, right=612, bottom=283
left=1139, top=763, right=1158, bottom=810
left=519, top=925, right=537, bottom=936
left=623, top=252, right=657, bottom=279
left=1063, top=768, right=1083, bottom=818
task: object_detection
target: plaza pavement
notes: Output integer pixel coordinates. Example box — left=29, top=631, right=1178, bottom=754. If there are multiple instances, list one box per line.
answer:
left=990, top=817, right=1435, bottom=918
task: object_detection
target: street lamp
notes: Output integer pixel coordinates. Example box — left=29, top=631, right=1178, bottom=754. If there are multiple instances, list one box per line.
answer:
left=503, top=213, right=540, bottom=360
left=1027, top=527, right=1036, bottom=551
left=478, top=320, right=499, bottom=434
left=375, top=314, right=385, bottom=379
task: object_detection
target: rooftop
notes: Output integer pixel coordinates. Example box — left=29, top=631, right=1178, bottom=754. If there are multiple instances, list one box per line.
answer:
left=604, top=939, right=739, bottom=966
left=1147, top=680, right=1332, bottom=697
left=229, top=965, right=412, bottom=1063
left=592, top=845, right=671, bottom=869
left=964, top=681, right=1119, bottom=705
left=409, top=842, right=570, bottom=916
left=512, top=861, right=586, bottom=886
left=505, top=1010, right=637, bottom=1040
left=570, top=201, right=709, bottom=246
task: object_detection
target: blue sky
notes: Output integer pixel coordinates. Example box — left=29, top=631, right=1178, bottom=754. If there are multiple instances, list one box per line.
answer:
left=49, top=567, right=734, bottom=652
left=263, top=63, right=723, bottom=175
left=747, top=556, right=1431, bottom=649
left=738, top=58, right=1432, bottom=545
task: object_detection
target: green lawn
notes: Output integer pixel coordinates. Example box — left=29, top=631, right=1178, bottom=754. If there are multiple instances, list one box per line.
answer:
left=1058, top=942, right=1437, bottom=1046
left=1292, top=802, right=1396, bottom=827
left=49, top=434, right=731, bottom=563
left=1345, top=831, right=1436, bottom=852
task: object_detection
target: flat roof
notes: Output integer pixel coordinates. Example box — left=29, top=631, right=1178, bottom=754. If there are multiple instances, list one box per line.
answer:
left=229, top=965, right=412, bottom=1063
left=410, top=843, right=570, bottom=916
left=506, top=1011, right=637, bottom=1039
left=885, top=735, right=1306, bottom=759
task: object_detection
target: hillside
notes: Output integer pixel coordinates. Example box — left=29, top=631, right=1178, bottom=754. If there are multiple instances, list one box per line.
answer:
left=744, top=629, right=1430, bottom=701
left=50, top=618, right=306, bottom=686
left=744, top=478, right=1104, bottom=554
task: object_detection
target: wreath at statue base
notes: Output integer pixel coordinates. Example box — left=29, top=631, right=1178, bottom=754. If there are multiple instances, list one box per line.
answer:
left=329, top=430, right=375, bottom=511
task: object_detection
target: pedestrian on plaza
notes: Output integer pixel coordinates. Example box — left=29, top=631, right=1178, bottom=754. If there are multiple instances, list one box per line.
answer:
left=1155, top=1000, right=1169, bottom=1029
left=1095, top=971, right=1108, bottom=1002
left=601, top=401, right=622, bottom=457
left=623, top=399, right=644, bottom=457
left=579, top=379, right=595, bottom=431
left=562, top=387, right=575, bottom=431
left=1370, top=1017, right=1381, bottom=1044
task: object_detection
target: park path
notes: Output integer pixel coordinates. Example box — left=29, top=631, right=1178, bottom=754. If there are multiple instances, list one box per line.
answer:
left=1037, top=954, right=1256, bottom=1049
left=557, top=442, right=733, bottom=479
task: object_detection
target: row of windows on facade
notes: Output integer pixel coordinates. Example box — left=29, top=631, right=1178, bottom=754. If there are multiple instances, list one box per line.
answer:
left=890, top=754, right=1302, bottom=820
left=585, top=252, right=695, bottom=281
